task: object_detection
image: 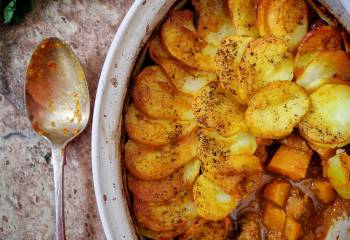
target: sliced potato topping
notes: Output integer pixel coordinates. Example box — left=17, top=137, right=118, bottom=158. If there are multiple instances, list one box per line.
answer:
left=134, top=190, right=198, bottom=232
left=326, top=150, right=350, bottom=199
left=238, top=37, right=294, bottom=103
left=295, top=26, right=342, bottom=77
left=192, top=0, right=235, bottom=46
left=296, top=51, right=350, bottom=93
left=298, top=84, right=350, bottom=147
left=128, top=158, right=200, bottom=201
left=245, top=81, right=310, bottom=139
left=197, top=129, right=262, bottom=197
left=215, top=35, right=254, bottom=103
left=149, top=35, right=216, bottom=95
left=179, top=217, right=232, bottom=240
left=257, top=0, right=308, bottom=49
left=228, top=0, right=259, bottom=37
left=193, top=175, right=239, bottom=221
left=132, top=65, right=194, bottom=120
left=161, top=10, right=215, bottom=72
left=125, top=103, right=197, bottom=146
left=125, top=132, right=198, bottom=180
left=192, top=82, right=248, bottom=136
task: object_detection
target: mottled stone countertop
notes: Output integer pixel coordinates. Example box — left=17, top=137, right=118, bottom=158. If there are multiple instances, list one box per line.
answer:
left=0, top=1, right=132, bottom=239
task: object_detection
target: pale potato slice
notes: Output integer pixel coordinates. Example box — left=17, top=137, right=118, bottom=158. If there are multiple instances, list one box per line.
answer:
left=192, top=82, right=248, bottom=136
left=192, top=0, right=235, bottom=46
left=125, top=103, right=197, bottom=146
left=132, top=65, right=194, bottom=120
left=326, top=150, right=350, bottom=199
left=125, top=132, right=198, bottom=180
left=238, top=37, right=294, bottom=103
left=193, top=175, right=239, bottom=221
left=215, top=35, right=254, bottom=103
left=298, top=84, right=350, bottom=147
left=128, top=158, right=200, bottom=201
left=179, top=217, right=232, bottom=240
left=294, top=26, right=342, bottom=77
left=228, top=0, right=259, bottom=37
left=161, top=10, right=215, bottom=72
left=134, top=190, right=198, bottom=232
left=149, top=35, right=217, bottom=95
left=296, top=51, right=350, bottom=93
left=256, top=0, right=270, bottom=36
left=245, top=81, right=309, bottom=139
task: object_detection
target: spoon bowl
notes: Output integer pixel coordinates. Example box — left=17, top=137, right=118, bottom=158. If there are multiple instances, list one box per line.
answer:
left=25, top=37, right=90, bottom=240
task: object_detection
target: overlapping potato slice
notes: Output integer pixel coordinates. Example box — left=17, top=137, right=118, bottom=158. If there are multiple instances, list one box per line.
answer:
left=296, top=51, right=350, bottom=92
left=149, top=35, right=216, bottom=95
left=179, top=217, right=232, bottom=240
left=125, top=132, right=198, bottom=180
left=228, top=0, right=259, bottom=37
left=192, top=0, right=235, bottom=46
left=193, top=175, right=239, bottom=221
left=132, top=65, right=194, bottom=120
left=125, top=103, right=197, bottom=146
left=246, top=81, right=309, bottom=139
left=134, top=190, right=198, bottom=232
left=237, top=36, right=294, bottom=103
left=257, top=0, right=308, bottom=49
left=192, top=82, right=247, bottom=136
left=161, top=10, right=215, bottom=72
left=325, top=150, right=350, bottom=199
left=298, top=84, right=350, bottom=147
left=215, top=35, right=254, bottom=103
left=197, top=129, right=261, bottom=197
left=294, top=26, right=342, bottom=77
left=128, top=158, right=200, bottom=201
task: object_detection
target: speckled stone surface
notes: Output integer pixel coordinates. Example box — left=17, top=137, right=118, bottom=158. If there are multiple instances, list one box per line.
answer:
left=0, top=0, right=132, bottom=239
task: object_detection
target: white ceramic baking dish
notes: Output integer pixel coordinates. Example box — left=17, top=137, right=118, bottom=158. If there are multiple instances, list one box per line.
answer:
left=92, top=0, right=350, bottom=239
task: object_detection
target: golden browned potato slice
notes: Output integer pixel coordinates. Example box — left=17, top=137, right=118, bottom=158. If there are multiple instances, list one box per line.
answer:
left=179, top=217, right=232, bottom=240
left=193, top=175, right=239, bottom=221
left=161, top=10, right=215, bottom=72
left=149, top=35, right=217, bottom=95
left=128, top=158, right=200, bottom=202
left=238, top=37, right=293, bottom=104
left=294, top=26, right=342, bottom=77
left=326, top=150, right=350, bottom=199
left=192, top=82, right=248, bottom=136
left=215, top=35, right=254, bottom=103
left=197, top=129, right=261, bottom=197
left=296, top=51, right=350, bottom=93
left=245, top=81, right=309, bottom=139
left=192, top=0, right=235, bottom=46
left=228, top=0, right=259, bottom=37
left=125, top=103, right=197, bottom=146
left=257, top=0, right=308, bottom=49
left=125, top=132, right=198, bottom=180
left=298, top=84, right=350, bottom=147
left=132, top=65, right=194, bottom=120
left=134, top=190, right=198, bottom=232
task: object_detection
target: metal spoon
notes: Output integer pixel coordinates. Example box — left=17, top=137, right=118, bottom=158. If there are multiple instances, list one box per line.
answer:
left=25, top=38, right=90, bottom=240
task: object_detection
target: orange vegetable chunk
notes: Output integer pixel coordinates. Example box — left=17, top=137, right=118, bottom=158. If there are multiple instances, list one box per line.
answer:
left=284, top=217, right=303, bottom=240
left=311, top=179, right=337, bottom=204
left=263, top=202, right=286, bottom=231
left=268, top=144, right=312, bottom=180
left=263, top=179, right=291, bottom=207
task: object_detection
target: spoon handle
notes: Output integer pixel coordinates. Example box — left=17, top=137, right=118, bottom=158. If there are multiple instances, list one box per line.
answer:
left=52, top=146, right=66, bottom=240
